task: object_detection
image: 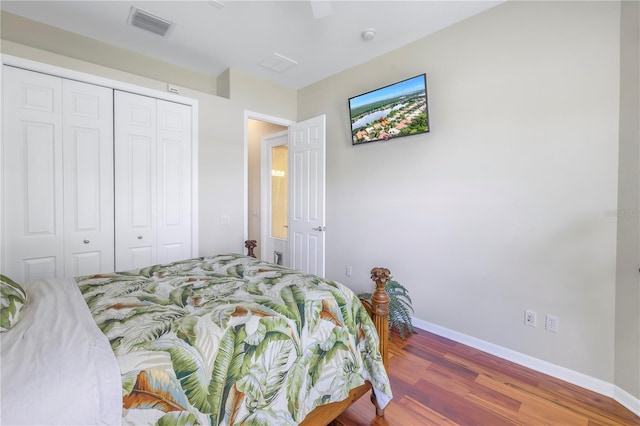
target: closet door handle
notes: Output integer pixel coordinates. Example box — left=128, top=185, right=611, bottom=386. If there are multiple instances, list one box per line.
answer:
left=83, top=239, right=90, bottom=244
left=137, top=235, right=143, bottom=240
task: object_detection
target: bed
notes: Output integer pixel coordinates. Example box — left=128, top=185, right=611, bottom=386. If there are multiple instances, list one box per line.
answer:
left=1, top=246, right=392, bottom=425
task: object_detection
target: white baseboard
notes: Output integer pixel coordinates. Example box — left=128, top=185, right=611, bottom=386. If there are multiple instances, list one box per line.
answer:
left=411, top=317, right=640, bottom=417
left=614, top=386, right=640, bottom=417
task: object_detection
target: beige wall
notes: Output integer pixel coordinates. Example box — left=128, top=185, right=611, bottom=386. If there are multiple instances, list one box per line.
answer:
left=615, top=0, right=640, bottom=400
left=299, top=0, right=623, bottom=385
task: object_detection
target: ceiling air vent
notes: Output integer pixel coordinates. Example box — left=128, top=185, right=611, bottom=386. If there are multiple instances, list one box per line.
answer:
left=127, top=6, right=175, bottom=37
left=258, top=53, right=298, bottom=74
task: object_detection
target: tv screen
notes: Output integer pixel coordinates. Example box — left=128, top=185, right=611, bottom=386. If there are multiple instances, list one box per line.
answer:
left=349, top=74, right=429, bottom=145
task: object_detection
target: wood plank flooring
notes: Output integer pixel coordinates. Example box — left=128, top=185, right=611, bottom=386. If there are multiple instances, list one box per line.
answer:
left=335, top=328, right=640, bottom=426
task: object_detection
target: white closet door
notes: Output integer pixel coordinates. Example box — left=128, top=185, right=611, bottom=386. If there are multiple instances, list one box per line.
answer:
left=62, top=79, right=114, bottom=277
left=2, top=66, right=64, bottom=281
left=157, top=100, right=192, bottom=264
left=114, top=91, right=158, bottom=271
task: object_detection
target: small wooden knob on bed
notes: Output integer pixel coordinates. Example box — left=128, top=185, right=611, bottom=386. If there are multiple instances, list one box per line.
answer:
left=245, top=240, right=257, bottom=258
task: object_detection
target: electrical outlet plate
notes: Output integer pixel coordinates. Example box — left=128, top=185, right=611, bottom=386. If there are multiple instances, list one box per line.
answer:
left=546, top=314, right=559, bottom=333
left=524, top=309, right=537, bottom=327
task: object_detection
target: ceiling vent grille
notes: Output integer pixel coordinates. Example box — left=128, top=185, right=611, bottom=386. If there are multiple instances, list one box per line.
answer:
left=258, top=53, right=299, bottom=74
left=127, top=7, right=175, bottom=37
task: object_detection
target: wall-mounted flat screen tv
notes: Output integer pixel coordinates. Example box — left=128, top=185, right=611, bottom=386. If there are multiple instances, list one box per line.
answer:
left=349, top=74, right=429, bottom=145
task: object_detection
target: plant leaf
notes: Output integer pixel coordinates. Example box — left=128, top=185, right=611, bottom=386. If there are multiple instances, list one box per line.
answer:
left=123, top=369, right=189, bottom=412
left=157, top=411, right=199, bottom=426
left=207, top=327, right=236, bottom=424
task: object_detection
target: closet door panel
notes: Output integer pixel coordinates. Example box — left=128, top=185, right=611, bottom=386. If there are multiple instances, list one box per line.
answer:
left=2, top=67, right=63, bottom=281
left=157, top=100, right=192, bottom=264
left=24, top=125, right=58, bottom=233
left=129, top=136, right=154, bottom=228
left=62, top=79, right=114, bottom=277
left=114, top=91, right=157, bottom=271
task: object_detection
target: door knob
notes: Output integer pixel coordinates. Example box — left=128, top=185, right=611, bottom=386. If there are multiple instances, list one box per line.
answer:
left=137, top=235, right=143, bottom=239
left=83, top=239, right=90, bottom=244
left=312, top=226, right=326, bottom=232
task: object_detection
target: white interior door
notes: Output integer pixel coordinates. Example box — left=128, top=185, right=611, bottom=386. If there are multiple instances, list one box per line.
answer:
left=114, top=91, right=158, bottom=271
left=115, top=92, right=192, bottom=271
left=261, top=131, right=289, bottom=264
left=2, top=66, right=64, bottom=281
left=288, top=115, right=326, bottom=276
left=156, top=99, right=192, bottom=264
left=62, top=79, right=114, bottom=277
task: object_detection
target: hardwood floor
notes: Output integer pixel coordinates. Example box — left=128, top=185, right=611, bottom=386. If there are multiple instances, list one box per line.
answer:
left=335, top=328, right=640, bottom=426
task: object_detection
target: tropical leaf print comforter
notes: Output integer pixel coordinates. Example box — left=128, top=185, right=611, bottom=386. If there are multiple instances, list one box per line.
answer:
left=76, top=254, right=392, bottom=426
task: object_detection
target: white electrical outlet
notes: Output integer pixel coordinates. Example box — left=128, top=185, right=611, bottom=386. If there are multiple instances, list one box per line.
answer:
left=345, top=265, right=353, bottom=277
left=546, top=314, right=559, bottom=333
left=524, top=309, right=537, bottom=327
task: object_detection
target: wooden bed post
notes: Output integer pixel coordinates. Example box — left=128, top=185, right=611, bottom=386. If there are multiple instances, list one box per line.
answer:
left=370, top=267, right=391, bottom=371
left=245, top=240, right=257, bottom=258
left=369, top=267, right=391, bottom=417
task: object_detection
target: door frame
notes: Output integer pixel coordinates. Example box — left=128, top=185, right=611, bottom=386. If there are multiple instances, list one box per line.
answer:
left=243, top=110, right=294, bottom=251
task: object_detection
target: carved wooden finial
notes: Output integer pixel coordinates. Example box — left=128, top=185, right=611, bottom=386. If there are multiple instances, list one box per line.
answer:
left=245, top=240, right=257, bottom=258
left=371, top=267, right=391, bottom=289
left=370, top=268, right=390, bottom=317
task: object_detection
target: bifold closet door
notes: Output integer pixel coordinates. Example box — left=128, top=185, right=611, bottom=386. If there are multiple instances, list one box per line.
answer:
left=2, top=66, right=114, bottom=281
left=62, top=79, right=114, bottom=277
left=114, top=91, right=192, bottom=271
left=2, top=67, right=63, bottom=281
left=114, top=91, right=158, bottom=271
left=156, top=99, right=192, bottom=265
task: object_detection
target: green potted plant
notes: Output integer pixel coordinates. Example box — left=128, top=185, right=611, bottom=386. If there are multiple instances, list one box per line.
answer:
left=360, top=279, right=416, bottom=340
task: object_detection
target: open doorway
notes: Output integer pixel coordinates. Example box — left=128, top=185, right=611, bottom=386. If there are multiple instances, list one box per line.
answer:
left=244, top=112, right=327, bottom=276
left=261, top=132, right=288, bottom=265
left=245, top=113, right=291, bottom=261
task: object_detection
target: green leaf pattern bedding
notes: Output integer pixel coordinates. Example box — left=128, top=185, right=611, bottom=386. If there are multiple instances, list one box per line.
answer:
left=76, top=254, right=392, bottom=426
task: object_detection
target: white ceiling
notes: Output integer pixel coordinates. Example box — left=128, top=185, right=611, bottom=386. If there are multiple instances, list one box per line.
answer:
left=1, top=0, right=504, bottom=90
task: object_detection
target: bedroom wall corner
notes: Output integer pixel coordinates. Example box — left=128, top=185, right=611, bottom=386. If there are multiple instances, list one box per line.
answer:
left=217, top=69, right=231, bottom=99
left=614, top=0, right=640, bottom=402
left=225, top=68, right=297, bottom=120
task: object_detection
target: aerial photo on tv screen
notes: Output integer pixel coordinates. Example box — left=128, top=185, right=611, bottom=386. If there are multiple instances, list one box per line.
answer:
left=350, top=74, right=429, bottom=145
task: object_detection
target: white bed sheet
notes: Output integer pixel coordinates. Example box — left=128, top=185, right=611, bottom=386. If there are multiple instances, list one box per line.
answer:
left=1, top=277, right=122, bottom=425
